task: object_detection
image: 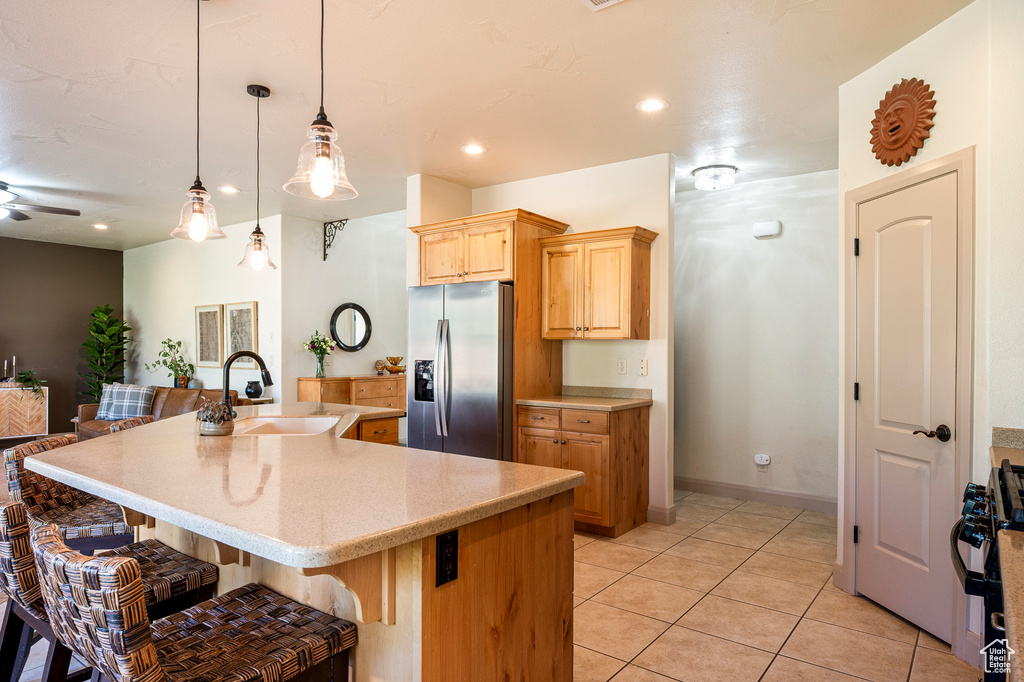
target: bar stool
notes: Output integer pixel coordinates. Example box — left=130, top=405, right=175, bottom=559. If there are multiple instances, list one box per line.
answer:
left=31, top=523, right=356, bottom=682
left=108, top=416, right=155, bottom=433
left=0, top=503, right=220, bottom=682
left=3, top=435, right=134, bottom=554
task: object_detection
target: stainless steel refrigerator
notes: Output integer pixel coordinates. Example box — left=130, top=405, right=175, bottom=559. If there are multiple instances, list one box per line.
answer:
left=407, top=281, right=513, bottom=460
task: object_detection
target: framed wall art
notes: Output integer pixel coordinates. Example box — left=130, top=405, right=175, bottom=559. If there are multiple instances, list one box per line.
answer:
left=195, top=304, right=224, bottom=368
left=224, top=301, right=259, bottom=367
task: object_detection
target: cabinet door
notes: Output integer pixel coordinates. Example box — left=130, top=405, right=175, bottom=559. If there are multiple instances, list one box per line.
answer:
left=518, top=427, right=564, bottom=469
left=320, top=380, right=350, bottom=405
left=359, top=418, right=400, bottom=444
left=420, top=230, right=465, bottom=285
left=8, top=389, right=46, bottom=437
left=0, top=391, right=9, bottom=438
left=564, top=432, right=610, bottom=526
left=296, top=379, right=321, bottom=402
left=464, top=221, right=513, bottom=282
left=541, top=244, right=583, bottom=340
left=583, top=240, right=631, bottom=339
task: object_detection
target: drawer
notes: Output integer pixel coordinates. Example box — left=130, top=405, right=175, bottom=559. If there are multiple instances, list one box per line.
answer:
left=359, top=418, right=399, bottom=444
left=353, top=380, right=399, bottom=399
left=561, top=409, right=608, bottom=434
left=518, top=407, right=560, bottom=430
left=357, top=396, right=402, bottom=409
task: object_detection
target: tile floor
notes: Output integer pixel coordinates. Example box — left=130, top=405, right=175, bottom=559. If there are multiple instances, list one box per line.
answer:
left=4, top=490, right=983, bottom=681
left=572, top=489, right=981, bottom=682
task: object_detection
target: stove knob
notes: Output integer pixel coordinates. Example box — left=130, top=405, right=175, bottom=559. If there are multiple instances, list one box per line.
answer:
left=963, top=499, right=987, bottom=517
left=963, top=483, right=988, bottom=503
left=961, top=516, right=991, bottom=549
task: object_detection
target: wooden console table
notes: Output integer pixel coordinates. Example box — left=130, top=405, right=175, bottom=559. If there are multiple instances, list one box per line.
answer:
left=0, top=386, right=48, bottom=439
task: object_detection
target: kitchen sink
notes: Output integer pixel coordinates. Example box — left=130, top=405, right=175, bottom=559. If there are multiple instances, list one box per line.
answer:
left=232, top=416, right=340, bottom=436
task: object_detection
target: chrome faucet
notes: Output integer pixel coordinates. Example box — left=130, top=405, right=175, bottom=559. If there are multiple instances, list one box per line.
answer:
left=223, top=351, right=274, bottom=415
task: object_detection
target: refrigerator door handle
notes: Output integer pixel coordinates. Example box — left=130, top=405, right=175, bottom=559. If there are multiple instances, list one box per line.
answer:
left=433, top=320, right=444, bottom=437
left=438, top=319, right=450, bottom=437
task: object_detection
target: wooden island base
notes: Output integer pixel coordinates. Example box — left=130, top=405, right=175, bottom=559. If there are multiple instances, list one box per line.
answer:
left=141, top=489, right=574, bottom=682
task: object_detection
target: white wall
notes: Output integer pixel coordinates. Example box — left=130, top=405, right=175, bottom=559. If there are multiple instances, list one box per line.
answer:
left=674, top=170, right=839, bottom=500
left=123, top=216, right=283, bottom=399
left=279, top=211, right=409, bottom=403
left=838, top=0, right=1024, bottom=558
left=471, top=154, right=676, bottom=520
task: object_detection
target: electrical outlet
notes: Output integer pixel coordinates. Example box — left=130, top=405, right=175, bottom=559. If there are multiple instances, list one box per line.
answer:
left=639, top=359, right=649, bottom=376
left=324, top=356, right=331, bottom=366
left=617, top=359, right=627, bottom=375
left=757, top=464, right=769, bottom=473
left=436, top=530, right=459, bottom=587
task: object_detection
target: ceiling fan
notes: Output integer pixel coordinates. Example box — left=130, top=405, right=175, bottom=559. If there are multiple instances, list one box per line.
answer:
left=0, top=181, right=81, bottom=221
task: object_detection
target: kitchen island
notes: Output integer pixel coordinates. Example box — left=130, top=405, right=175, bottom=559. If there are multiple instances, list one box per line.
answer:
left=25, top=401, right=583, bottom=682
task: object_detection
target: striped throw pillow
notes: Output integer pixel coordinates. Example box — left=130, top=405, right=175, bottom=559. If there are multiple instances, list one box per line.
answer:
left=95, top=383, right=157, bottom=421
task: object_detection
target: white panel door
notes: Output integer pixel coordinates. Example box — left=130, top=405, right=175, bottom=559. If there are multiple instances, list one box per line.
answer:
left=855, top=171, right=958, bottom=641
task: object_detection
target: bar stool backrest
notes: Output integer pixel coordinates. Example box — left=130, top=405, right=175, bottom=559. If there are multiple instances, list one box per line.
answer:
left=0, top=500, right=44, bottom=616
left=3, top=435, right=91, bottom=517
left=31, top=523, right=166, bottom=682
left=109, top=416, right=156, bottom=433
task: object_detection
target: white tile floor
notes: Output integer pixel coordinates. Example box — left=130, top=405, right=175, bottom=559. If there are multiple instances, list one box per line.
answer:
left=6, top=489, right=982, bottom=681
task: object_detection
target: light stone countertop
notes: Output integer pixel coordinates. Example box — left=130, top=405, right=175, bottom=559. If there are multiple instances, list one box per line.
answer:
left=517, top=395, right=653, bottom=412
left=25, top=402, right=583, bottom=569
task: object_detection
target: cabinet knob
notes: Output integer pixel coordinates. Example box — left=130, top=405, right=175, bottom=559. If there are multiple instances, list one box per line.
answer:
left=388, top=386, right=393, bottom=390
left=575, top=327, right=581, bottom=331
left=561, top=440, right=566, bottom=445
left=583, top=327, right=589, bottom=331
left=463, top=271, right=468, bottom=276
left=553, top=439, right=558, bottom=443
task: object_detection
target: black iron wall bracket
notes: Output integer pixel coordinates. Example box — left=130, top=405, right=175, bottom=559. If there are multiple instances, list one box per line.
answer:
left=323, top=219, right=348, bottom=261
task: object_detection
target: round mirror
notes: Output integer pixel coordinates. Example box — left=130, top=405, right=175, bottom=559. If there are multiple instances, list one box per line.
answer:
left=330, top=303, right=372, bottom=352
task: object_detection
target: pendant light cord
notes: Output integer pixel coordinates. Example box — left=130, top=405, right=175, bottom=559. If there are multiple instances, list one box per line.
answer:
left=195, top=0, right=201, bottom=183
left=256, top=94, right=261, bottom=226
left=319, top=0, right=325, bottom=113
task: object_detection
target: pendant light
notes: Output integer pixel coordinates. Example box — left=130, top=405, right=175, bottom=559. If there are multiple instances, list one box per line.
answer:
left=239, top=85, right=277, bottom=271
left=283, top=0, right=357, bottom=201
left=171, top=0, right=225, bottom=241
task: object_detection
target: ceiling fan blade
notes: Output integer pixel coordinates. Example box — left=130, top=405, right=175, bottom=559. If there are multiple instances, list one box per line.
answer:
left=7, top=203, right=81, bottom=217
left=7, top=210, right=31, bottom=221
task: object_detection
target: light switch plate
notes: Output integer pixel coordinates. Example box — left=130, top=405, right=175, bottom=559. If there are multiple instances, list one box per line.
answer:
left=617, top=359, right=627, bottom=375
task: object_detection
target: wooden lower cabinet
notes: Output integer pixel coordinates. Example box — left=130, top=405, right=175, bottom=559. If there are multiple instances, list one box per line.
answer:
left=0, top=387, right=48, bottom=439
left=359, top=417, right=399, bottom=444
left=299, top=376, right=404, bottom=445
left=517, top=405, right=648, bottom=537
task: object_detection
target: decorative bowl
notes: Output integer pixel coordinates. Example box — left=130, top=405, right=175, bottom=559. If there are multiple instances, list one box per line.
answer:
left=385, top=365, right=406, bottom=375
left=386, top=356, right=404, bottom=366
left=199, top=420, right=234, bottom=437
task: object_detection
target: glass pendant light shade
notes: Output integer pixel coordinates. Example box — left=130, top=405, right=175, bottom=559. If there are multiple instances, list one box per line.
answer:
left=170, top=182, right=224, bottom=241
left=283, top=116, right=357, bottom=200
left=238, top=225, right=276, bottom=270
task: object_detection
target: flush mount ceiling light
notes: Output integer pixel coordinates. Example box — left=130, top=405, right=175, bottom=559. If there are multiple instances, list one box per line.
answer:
left=692, top=165, right=738, bottom=191
left=170, top=0, right=224, bottom=242
left=461, top=144, right=486, bottom=155
left=218, top=186, right=239, bottom=194
left=93, top=224, right=109, bottom=230
left=283, top=0, right=356, bottom=201
left=0, top=183, right=15, bottom=204
left=0, top=207, right=9, bottom=221
left=239, top=85, right=277, bottom=272
left=636, top=99, right=668, bottom=112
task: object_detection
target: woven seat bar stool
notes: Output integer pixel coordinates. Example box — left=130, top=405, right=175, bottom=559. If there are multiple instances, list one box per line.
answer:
left=3, top=435, right=134, bottom=554
left=0, top=504, right=220, bottom=682
left=108, top=416, right=155, bottom=433
left=32, top=524, right=357, bottom=682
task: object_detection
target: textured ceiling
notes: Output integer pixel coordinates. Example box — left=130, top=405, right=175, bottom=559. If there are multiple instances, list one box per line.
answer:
left=0, top=0, right=972, bottom=250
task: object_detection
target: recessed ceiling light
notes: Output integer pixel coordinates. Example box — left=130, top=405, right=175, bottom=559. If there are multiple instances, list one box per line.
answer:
left=93, top=223, right=109, bottom=230
left=692, top=165, right=738, bottom=191
left=636, top=99, right=669, bottom=112
left=0, top=208, right=9, bottom=221
left=461, top=144, right=486, bottom=155
left=218, top=186, right=240, bottom=194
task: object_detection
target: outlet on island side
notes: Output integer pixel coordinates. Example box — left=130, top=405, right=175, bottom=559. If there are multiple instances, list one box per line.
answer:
left=436, top=530, right=459, bottom=587
left=617, top=359, right=627, bottom=375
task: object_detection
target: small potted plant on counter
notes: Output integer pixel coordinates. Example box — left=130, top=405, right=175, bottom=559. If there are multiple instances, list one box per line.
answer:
left=196, top=396, right=233, bottom=436
left=145, top=338, right=196, bottom=389
left=303, top=330, right=335, bottom=379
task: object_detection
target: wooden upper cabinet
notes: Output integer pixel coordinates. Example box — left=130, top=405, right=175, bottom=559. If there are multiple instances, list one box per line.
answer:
left=420, top=230, right=465, bottom=285
left=410, top=209, right=568, bottom=286
left=541, top=244, right=583, bottom=339
left=540, top=227, right=657, bottom=340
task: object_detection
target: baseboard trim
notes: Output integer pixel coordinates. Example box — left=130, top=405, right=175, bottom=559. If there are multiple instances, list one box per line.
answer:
left=674, top=476, right=838, bottom=514
left=647, top=505, right=676, bottom=526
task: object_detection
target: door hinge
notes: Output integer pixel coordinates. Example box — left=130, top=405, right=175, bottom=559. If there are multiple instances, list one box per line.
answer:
left=853, top=525, right=859, bottom=544
left=854, top=238, right=860, bottom=256
left=854, top=383, right=859, bottom=401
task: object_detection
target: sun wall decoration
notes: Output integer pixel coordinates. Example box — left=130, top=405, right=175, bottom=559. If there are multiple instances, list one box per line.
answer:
left=869, top=78, right=937, bottom=167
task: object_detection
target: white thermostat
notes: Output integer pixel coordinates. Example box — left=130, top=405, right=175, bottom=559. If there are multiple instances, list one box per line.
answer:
left=753, top=220, right=783, bottom=239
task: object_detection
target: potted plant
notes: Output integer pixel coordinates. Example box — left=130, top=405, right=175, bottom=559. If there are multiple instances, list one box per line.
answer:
left=196, top=396, right=233, bottom=436
left=145, top=338, right=196, bottom=388
left=15, top=370, right=46, bottom=402
left=80, top=304, right=132, bottom=402
left=303, top=330, right=335, bottom=378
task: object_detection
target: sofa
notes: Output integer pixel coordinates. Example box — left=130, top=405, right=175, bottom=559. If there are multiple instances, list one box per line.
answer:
left=77, top=387, right=251, bottom=440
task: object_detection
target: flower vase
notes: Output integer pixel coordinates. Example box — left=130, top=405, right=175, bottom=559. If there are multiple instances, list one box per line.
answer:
left=315, top=356, right=326, bottom=378
left=199, top=420, right=233, bottom=437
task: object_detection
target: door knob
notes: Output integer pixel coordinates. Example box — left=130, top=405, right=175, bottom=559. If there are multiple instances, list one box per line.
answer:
left=913, top=424, right=952, bottom=442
